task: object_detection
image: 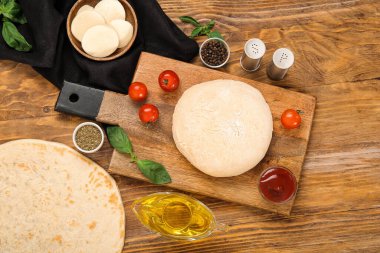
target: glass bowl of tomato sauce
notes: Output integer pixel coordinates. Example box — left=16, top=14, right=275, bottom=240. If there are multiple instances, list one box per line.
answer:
left=258, top=166, right=298, bottom=204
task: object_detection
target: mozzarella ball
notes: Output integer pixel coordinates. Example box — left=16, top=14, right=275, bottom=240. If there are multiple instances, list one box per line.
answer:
left=109, top=19, right=133, bottom=48
left=77, top=5, right=94, bottom=14
left=94, top=0, right=126, bottom=23
left=82, top=25, right=119, bottom=58
left=71, top=10, right=105, bottom=42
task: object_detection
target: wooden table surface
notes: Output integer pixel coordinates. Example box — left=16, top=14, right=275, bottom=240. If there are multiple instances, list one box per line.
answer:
left=1, top=0, right=379, bottom=252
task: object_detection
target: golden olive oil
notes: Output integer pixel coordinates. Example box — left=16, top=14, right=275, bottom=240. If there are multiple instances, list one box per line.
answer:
left=132, top=192, right=216, bottom=240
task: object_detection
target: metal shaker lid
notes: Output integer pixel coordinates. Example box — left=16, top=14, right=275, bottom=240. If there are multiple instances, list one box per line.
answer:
left=244, top=38, right=266, bottom=59
left=272, top=48, right=294, bottom=69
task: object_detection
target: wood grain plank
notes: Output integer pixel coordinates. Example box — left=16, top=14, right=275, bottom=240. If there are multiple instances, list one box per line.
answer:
left=0, top=63, right=59, bottom=121
left=160, top=0, right=380, bottom=89
left=303, top=80, right=380, bottom=154
left=113, top=173, right=380, bottom=253
left=121, top=207, right=380, bottom=253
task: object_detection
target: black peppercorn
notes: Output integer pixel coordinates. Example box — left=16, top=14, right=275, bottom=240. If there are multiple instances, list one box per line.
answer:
left=201, top=39, right=228, bottom=67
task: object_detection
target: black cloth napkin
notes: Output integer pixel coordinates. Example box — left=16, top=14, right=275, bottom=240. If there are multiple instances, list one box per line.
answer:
left=0, top=0, right=199, bottom=93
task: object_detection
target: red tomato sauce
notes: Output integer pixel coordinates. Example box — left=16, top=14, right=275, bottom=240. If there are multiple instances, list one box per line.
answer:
left=259, top=167, right=297, bottom=203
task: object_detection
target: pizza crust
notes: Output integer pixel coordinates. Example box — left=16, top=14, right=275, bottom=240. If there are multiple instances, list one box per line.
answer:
left=172, top=79, right=273, bottom=177
left=0, top=139, right=125, bottom=253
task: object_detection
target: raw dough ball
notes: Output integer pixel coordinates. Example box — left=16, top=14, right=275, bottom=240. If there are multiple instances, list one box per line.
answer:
left=109, top=19, right=133, bottom=48
left=77, top=4, right=94, bottom=14
left=172, top=80, right=273, bottom=177
left=95, top=0, right=126, bottom=23
left=71, top=10, right=105, bottom=42
left=82, top=25, right=119, bottom=58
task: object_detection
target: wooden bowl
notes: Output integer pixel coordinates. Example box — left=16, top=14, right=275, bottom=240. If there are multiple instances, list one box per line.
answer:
left=67, top=0, right=138, bottom=61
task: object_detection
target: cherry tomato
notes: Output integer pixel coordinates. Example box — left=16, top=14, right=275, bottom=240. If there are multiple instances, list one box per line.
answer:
left=158, top=70, right=180, bottom=92
left=139, top=104, right=159, bottom=123
left=128, top=82, right=148, bottom=102
left=281, top=109, right=302, bottom=129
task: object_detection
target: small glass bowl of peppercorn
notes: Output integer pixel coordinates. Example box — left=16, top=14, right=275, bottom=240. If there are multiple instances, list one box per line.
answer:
left=73, top=122, right=104, bottom=154
left=200, top=38, right=230, bottom=69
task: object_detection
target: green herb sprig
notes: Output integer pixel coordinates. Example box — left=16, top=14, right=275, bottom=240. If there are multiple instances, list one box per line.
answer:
left=0, top=0, right=32, bottom=51
left=180, top=16, right=223, bottom=40
left=107, top=126, right=171, bottom=185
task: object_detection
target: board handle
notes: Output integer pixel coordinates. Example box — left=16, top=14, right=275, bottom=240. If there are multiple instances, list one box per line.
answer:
left=55, top=81, right=105, bottom=120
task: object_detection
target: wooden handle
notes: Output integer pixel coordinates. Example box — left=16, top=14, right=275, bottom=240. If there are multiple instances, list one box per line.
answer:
left=96, top=90, right=138, bottom=126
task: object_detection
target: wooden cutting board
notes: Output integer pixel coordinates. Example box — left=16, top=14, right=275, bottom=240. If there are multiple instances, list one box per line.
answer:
left=56, top=52, right=316, bottom=215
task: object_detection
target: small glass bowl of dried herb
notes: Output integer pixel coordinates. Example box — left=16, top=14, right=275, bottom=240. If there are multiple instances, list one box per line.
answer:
left=73, top=122, right=104, bottom=153
left=199, top=38, right=230, bottom=69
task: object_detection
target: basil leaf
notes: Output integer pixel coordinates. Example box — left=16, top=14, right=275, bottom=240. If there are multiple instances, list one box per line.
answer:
left=206, top=20, right=215, bottom=30
left=179, top=16, right=200, bottom=27
left=207, top=30, right=223, bottom=39
left=107, top=127, right=170, bottom=184
left=190, top=26, right=202, bottom=38
left=2, top=21, right=31, bottom=51
left=106, top=126, right=134, bottom=155
left=137, top=160, right=171, bottom=184
left=199, top=25, right=211, bottom=36
left=0, top=0, right=26, bottom=24
left=0, top=0, right=16, bottom=16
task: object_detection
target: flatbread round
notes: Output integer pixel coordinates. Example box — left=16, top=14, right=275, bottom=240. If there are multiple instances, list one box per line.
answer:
left=109, top=19, right=133, bottom=48
left=82, top=25, right=119, bottom=57
left=94, top=0, right=126, bottom=23
left=71, top=10, right=105, bottom=42
left=77, top=5, right=94, bottom=14
left=0, top=139, right=125, bottom=253
left=172, top=80, right=273, bottom=177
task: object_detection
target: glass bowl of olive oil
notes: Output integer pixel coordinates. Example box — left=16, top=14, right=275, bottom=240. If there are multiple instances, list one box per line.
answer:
left=132, top=192, right=219, bottom=241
